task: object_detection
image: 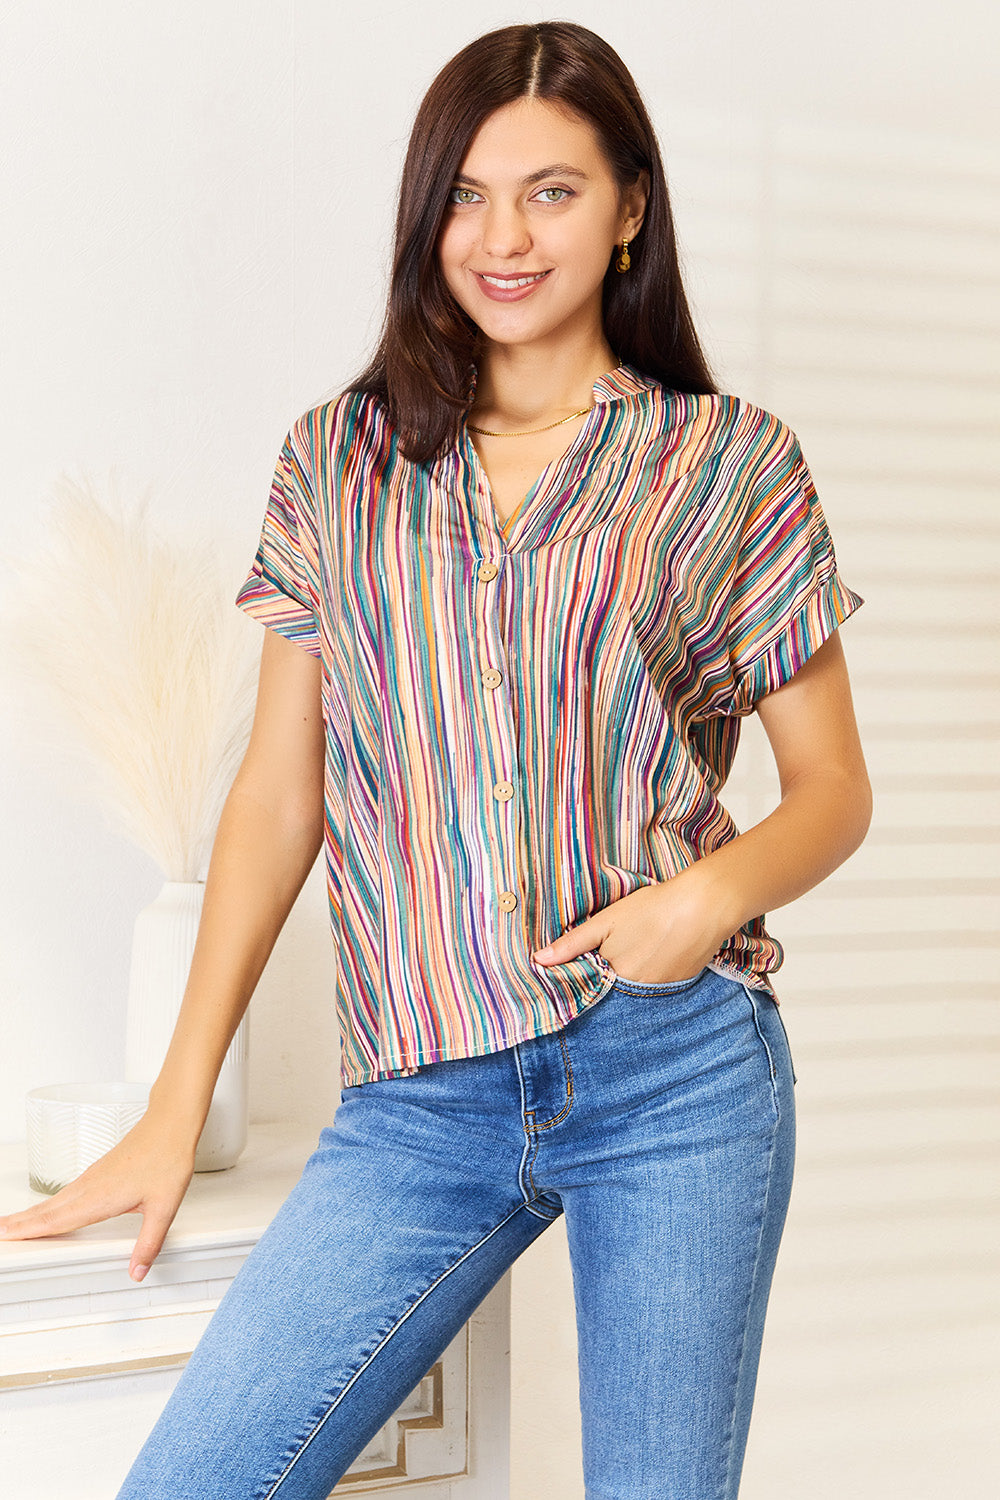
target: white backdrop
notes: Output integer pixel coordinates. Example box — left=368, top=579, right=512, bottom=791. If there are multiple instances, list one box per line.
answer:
left=1, top=4, right=997, bottom=1497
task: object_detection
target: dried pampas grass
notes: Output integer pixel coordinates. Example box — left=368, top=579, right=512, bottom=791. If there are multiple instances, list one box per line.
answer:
left=2, top=475, right=260, bottom=880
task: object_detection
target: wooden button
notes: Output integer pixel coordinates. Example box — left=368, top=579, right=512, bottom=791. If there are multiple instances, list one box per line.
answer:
left=478, top=561, right=499, bottom=581
left=498, top=891, right=518, bottom=911
left=482, top=668, right=503, bottom=689
left=493, top=780, right=514, bottom=802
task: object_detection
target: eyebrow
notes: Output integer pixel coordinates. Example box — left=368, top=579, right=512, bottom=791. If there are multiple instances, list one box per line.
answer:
left=453, top=163, right=590, bottom=189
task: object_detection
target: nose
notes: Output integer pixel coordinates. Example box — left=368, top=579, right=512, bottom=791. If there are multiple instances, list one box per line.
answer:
left=480, top=200, right=532, bottom=260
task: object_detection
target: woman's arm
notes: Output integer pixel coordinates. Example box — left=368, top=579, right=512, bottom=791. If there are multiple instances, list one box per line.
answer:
left=0, top=628, right=325, bottom=1278
left=533, top=631, right=872, bottom=984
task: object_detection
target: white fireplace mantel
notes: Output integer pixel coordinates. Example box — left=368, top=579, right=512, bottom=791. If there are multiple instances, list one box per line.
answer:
left=0, top=1124, right=510, bottom=1498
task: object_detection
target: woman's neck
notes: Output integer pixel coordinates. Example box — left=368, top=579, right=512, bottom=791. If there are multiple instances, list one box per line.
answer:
left=471, top=332, right=619, bottom=427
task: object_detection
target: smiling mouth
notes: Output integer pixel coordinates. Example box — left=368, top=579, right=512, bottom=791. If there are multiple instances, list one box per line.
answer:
left=478, top=271, right=551, bottom=288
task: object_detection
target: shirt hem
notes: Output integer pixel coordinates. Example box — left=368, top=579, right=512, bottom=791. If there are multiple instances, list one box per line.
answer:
left=340, top=960, right=779, bottom=1087
left=708, top=958, right=777, bottom=999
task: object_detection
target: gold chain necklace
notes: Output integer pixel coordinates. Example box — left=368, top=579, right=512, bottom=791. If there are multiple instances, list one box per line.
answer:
left=467, top=405, right=591, bottom=437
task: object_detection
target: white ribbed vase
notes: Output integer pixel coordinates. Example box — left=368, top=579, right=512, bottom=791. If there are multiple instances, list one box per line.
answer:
left=125, top=880, right=248, bottom=1171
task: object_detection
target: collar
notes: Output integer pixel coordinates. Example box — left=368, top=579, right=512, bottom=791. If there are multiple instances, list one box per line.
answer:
left=591, top=362, right=658, bottom=405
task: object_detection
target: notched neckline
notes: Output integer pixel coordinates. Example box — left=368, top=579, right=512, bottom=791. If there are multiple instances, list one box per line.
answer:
left=465, top=407, right=599, bottom=540
left=459, top=363, right=655, bottom=540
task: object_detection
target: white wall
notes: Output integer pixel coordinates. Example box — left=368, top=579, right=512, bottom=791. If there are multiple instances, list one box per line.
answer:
left=1, top=3, right=997, bottom=1497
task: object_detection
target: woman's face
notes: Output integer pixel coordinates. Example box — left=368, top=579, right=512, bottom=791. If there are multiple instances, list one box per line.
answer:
left=437, top=97, right=645, bottom=357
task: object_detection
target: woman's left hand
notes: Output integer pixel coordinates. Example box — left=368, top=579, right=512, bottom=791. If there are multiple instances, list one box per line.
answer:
left=532, top=868, right=731, bottom=986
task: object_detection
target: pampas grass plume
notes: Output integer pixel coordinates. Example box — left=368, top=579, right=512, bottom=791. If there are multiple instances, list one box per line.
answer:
left=2, top=474, right=260, bottom=880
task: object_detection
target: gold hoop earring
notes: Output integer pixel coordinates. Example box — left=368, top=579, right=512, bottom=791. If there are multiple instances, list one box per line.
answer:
left=616, top=238, right=631, bottom=274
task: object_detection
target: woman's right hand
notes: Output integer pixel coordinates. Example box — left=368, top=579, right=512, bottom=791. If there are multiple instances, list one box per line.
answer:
left=0, top=1110, right=197, bottom=1282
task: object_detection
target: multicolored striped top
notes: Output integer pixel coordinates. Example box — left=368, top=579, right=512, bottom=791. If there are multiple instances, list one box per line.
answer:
left=236, top=363, right=862, bottom=1086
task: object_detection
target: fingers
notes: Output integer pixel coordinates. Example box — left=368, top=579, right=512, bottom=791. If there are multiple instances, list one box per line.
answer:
left=534, top=912, right=609, bottom=965
left=129, top=1205, right=177, bottom=1282
left=0, top=1177, right=134, bottom=1241
left=1, top=1184, right=184, bottom=1283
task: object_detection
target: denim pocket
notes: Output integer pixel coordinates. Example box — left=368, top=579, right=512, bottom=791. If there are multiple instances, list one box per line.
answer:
left=611, top=965, right=707, bottom=995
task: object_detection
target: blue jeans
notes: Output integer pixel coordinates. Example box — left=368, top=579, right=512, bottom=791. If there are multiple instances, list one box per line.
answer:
left=117, top=968, right=795, bottom=1499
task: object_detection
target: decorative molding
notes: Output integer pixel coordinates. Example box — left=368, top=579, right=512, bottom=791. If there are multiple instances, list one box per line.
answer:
left=334, top=1321, right=471, bottom=1490
left=336, top=1361, right=446, bottom=1485
left=0, top=1351, right=190, bottom=1390
left=2, top=1323, right=470, bottom=1490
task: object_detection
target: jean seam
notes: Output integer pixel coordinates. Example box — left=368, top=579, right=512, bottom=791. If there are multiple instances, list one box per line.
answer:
left=720, top=1098, right=779, bottom=1500
left=257, top=1199, right=531, bottom=1497
left=718, top=986, right=784, bottom=1498
left=512, top=1043, right=564, bottom=1219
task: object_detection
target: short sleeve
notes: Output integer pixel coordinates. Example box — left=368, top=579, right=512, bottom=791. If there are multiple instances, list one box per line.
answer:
left=235, top=421, right=322, bottom=659
left=728, top=427, right=862, bottom=714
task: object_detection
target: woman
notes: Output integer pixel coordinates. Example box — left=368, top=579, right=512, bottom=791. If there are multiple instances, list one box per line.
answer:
left=0, top=21, right=871, bottom=1499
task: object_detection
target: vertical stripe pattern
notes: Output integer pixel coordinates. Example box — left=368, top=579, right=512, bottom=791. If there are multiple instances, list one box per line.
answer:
left=236, top=365, right=862, bottom=1085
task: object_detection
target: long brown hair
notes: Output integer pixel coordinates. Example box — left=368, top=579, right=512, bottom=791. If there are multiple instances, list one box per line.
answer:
left=351, top=21, right=717, bottom=463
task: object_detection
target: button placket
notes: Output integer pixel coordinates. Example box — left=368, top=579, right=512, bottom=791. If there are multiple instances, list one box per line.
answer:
left=474, top=548, right=523, bottom=924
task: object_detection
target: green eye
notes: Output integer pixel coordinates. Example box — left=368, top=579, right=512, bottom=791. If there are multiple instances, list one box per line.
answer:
left=538, top=187, right=570, bottom=202
left=449, top=187, right=480, bottom=205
